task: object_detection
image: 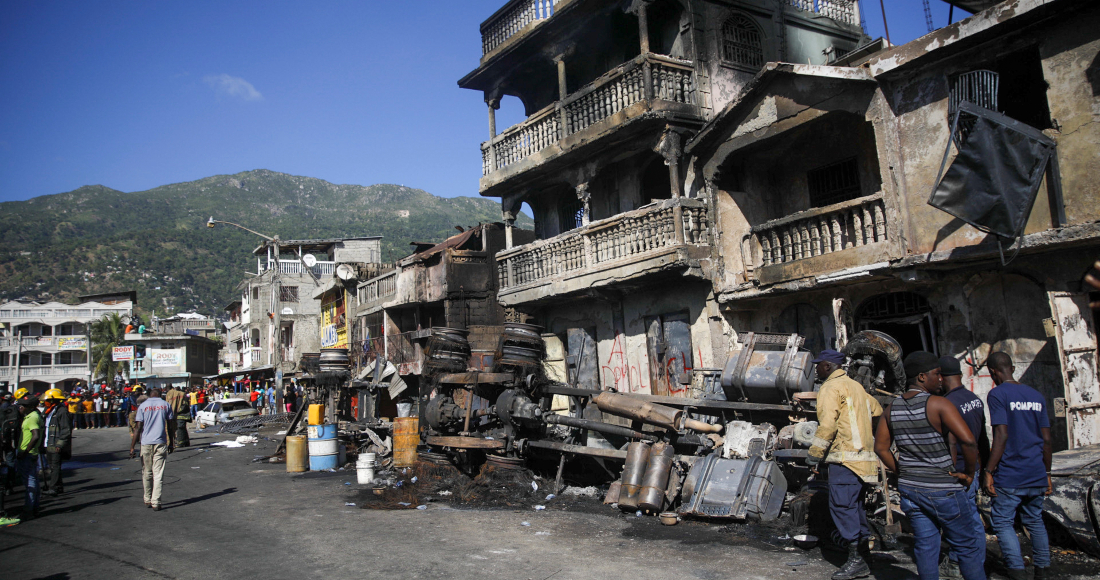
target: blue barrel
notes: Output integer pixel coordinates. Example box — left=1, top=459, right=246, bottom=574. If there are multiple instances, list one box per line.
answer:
left=308, top=423, right=338, bottom=471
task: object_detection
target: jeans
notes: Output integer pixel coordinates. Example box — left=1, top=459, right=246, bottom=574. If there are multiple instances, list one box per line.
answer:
left=991, top=486, right=1049, bottom=570
left=117, top=410, right=127, bottom=426
left=16, top=453, right=40, bottom=515
left=828, top=463, right=871, bottom=543
left=899, top=485, right=986, bottom=580
left=141, top=444, right=168, bottom=507
left=949, top=476, right=986, bottom=563
left=190, top=404, right=199, bottom=419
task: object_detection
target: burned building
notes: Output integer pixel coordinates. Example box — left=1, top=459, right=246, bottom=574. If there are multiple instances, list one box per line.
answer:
left=460, top=0, right=867, bottom=397
left=686, top=0, right=1100, bottom=450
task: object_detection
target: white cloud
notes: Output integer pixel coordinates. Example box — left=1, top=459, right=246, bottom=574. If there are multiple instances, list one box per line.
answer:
left=203, top=74, right=263, bottom=101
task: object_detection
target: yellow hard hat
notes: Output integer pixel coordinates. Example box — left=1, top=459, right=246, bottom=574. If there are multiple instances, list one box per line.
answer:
left=44, top=388, right=65, bottom=401
left=13, top=387, right=28, bottom=400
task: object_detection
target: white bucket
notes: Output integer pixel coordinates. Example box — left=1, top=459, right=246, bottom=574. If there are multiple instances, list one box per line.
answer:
left=361, top=453, right=377, bottom=465
left=308, top=439, right=338, bottom=457
left=356, top=463, right=375, bottom=484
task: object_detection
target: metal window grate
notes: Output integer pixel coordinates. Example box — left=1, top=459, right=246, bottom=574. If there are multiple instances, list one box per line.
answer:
left=559, top=199, right=584, bottom=232
left=807, top=157, right=861, bottom=207
left=858, top=292, right=930, bottom=319
left=949, top=70, right=998, bottom=146
left=279, top=286, right=299, bottom=303
left=721, top=15, right=764, bottom=69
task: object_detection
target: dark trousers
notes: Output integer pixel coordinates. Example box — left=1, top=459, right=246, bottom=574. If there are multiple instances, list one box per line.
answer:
left=75, top=414, right=85, bottom=429
left=44, top=452, right=63, bottom=493
left=175, top=421, right=190, bottom=447
left=828, top=463, right=871, bottom=543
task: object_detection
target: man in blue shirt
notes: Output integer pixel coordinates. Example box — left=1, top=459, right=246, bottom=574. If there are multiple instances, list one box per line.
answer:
left=983, top=352, right=1052, bottom=580
left=129, top=388, right=175, bottom=511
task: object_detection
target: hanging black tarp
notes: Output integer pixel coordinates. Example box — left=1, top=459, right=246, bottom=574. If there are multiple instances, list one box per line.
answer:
left=928, top=101, right=1055, bottom=239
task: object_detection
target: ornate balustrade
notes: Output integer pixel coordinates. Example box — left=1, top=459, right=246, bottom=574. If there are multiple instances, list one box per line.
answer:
left=789, top=0, right=858, bottom=27
left=481, top=0, right=559, bottom=55
left=498, top=198, right=709, bottom=291
left=750, top=194, right=887, bottom=268
left=481, top=54, right=698, bottom=176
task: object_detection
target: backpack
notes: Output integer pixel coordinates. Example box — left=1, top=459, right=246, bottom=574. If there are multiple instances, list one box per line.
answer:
left=0, top=406, right=22, bottom=456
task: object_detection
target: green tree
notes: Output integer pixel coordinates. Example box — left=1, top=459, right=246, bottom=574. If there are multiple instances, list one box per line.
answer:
left=90, top=312, right=129, bottom=382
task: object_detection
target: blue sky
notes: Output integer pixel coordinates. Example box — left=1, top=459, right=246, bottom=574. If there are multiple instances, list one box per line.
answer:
left=0, top=1, right=962, bottom=203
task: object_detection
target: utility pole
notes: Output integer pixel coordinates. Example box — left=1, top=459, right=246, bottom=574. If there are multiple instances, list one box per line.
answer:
left=14, top=330, right=22, bottom=389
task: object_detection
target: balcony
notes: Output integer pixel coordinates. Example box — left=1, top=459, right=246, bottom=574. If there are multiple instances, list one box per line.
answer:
left=496, top=197, right=710, bottom=304
left=788, top=0, right=859, bottom=27
left=746, top=193, right=893, bottom=285
left=260, top=259, right=336, bottom=278
left=481, top=0, right=562, bottom=57
left=480, top=53, right=700, bottom=190
left=157, top=319, right=216, bottom=335
left=359, top=270, right=397, bottom=306
left=0, top=365, right=89, bottom=378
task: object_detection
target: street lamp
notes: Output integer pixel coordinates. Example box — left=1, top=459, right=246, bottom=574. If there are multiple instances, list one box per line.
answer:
left=207, top=216, right=283, bottom=412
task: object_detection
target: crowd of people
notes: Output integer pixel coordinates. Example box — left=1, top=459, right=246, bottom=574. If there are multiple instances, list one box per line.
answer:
left=811, top=349, right=1053, bottom=580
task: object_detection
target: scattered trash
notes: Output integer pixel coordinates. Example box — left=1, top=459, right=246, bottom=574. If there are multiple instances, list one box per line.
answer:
left=212, top=440, right=245, bottom=448
left=562, top=486, right=599, bottom=498
left=521, top=521, right=531, bottom=526
left=785, top=562, right=807, bottom=567
left=635, top=511, right=643, bottom=517
left=235, top=435, right=258, bottom=444
left=110, top=467, right=120, bottom=471
left=438, top=490, right=452, bottom=496
left=344, top=503, right=356, bottom=507
left=276, top=431, right=287, bottom=435
left=416, top=505, right=427, bottom=510
left=530, top=482, right=538, bottom=491
left=344, top=482, right=352, bottom=486
left=411, top=476, right=418, bottom=483
left=535, top=531, right=550, bottom=536
left=398, top=502, right=411, bottom=506
left=534, top=505, right=546, bottom=511
left=191, top=467, right=200, bottom=469
left=544, top=494, right=556, bottom=501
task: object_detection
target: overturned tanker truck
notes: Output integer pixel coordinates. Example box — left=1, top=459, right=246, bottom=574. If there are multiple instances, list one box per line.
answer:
left=414, top=322, right=907, bottom=524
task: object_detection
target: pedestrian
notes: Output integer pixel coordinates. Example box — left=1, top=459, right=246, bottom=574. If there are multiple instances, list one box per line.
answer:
left=81, top=395, right=95, bottom=429
left=189, top=388, right=200, bottom=420
left=65, top=392, right=80, bottom=431
left=938, top=355, right=991, bottom=579
left=267, top=384, right=276, bottom=415
left=128, top=387, right=148, bottom=436
left=129, top=387, right=175, bottom=511
left=249, top=387, right=260, bottom=410
left=874, top=351, right=985, bottom=580
left=14, top=395, right=42, bottom=521
left=118, top=394, right=132, bottom=429
left=984, top=352, right=1052, bottom=580
left=805, top=349, right=882, bottom=580
left=68, top=392, right=83, bottom=430
left=40, top=389, right=72, bottom=497
left=164, top=384, right=190, bottom=448
left=284, top=386, right=296, bottom=414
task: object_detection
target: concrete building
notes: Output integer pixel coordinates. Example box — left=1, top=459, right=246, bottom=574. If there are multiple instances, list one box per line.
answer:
left=222, top=300, right=244, bottom=373
left=124, top=333, right=220, bottom=390
left=154, top=311, right=219, bottom=339
left=460, top=0, right=866, bottom=395
left=0, top=291, right=134, bottom=394
left=682, top=0, right=1100, bottom=450
left=234, top=237, right=382, bottom=377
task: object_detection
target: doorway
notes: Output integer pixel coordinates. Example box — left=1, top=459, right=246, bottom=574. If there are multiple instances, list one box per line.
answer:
left=855, top=292, right=937, bottom=357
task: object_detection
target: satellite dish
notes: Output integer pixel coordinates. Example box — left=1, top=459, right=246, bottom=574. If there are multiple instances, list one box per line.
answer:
left=281, top=307, right=294, bottom=315
left=302, top=254, right=317, bottom=268
left=336, top=264, right=356, bottom=281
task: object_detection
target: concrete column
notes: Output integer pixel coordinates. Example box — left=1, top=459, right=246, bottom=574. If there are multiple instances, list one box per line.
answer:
left=487, top=96, right=500, bottom=172
left=656, top=129, right=685, bottom=243
left=554, top=55, right=569, bottom=136
left=637, top=2, right=650, bottom=55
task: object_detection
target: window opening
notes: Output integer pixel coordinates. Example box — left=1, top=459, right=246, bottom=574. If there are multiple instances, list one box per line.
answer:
left=720, top=14, right=763, bottom=69
left=279, top=286, right=299, bottom=302
left=808, top=157, right=861, bottom=207
left=855, top=292, right=937, bottom=357
left=949, top=69, right=998, bottom=146
left=558, top=198, right=584, bottom=233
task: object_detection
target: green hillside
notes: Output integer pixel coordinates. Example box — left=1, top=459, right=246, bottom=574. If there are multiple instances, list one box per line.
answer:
left=0, top=169, right=529, bottom=317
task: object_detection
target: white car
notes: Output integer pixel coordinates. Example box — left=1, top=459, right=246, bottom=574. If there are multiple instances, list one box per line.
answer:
left=195, top=398, right=258, bottom=428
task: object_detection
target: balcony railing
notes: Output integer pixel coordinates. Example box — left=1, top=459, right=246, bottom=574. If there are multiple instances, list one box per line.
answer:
left=359, top=270, right=398, bottom=304
left=750, top=193, right=888, bottom=268
left=481, top=0, right=560, bottom=55
left=0, top=364, right=89, bottom=377
left=261, top=259, right=336, bottom=278
left=789, top=0, right=859, bottom=27
left=482, top=54, right=697, bottom=175
left=0, top=308, right=123, bottom=319
left=498, top=198, right=709, bottom=291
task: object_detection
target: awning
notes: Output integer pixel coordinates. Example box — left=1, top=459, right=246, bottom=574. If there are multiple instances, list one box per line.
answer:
left=205, top=365, right=274, bottom=380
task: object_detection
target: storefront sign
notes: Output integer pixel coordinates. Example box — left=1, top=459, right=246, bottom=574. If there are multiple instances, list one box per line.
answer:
left=58, top=337, right=88, bottom=350
left=321, top=324, right=339, bottom=348
left=150, top=348, right=183, bottom=368
left=112, top=346, right=135, bottom=361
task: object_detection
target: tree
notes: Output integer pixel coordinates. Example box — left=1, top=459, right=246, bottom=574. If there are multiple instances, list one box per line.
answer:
left=90, top=312, right=129, bottom=382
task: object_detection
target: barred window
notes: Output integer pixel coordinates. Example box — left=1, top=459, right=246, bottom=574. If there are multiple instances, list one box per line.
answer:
left=807, top=157, right=861, bottom=208
left=720, top=14, right=763, bottom=69
left=279, top=286, right=299, bottom=302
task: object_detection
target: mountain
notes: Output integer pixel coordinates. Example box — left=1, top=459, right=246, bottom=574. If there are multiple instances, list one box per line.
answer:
left=0, top=169, right=530, bottom=317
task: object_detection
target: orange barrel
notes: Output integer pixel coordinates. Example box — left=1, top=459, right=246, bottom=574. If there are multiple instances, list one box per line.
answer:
left=286, top=435, right=308, bottom=473
left=393, top=417, right=419, bottom=468
left=308, top=404, right=325, bottom=426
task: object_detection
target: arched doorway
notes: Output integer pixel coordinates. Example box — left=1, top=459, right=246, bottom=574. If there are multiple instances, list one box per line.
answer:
left=855, top=292, right=935, bottom=357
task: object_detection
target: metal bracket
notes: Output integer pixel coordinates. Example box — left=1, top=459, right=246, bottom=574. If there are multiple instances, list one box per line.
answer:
left=775, top=333, right=801, bottom=404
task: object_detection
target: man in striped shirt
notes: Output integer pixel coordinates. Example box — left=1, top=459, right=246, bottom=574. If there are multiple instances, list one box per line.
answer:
left=874, top=351, right=985, bottom=580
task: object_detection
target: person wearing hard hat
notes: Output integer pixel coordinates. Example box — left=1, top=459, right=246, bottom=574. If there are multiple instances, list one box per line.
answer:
left=40, top=389, right=72, bottom=497
left=14, top=395, right=42, bottom=521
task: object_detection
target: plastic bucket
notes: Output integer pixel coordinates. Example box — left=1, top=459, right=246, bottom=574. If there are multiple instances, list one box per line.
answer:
left=393, top=417, right=419, bottom=468
left=286, top=435, right=308, bottom=473
left=308, top=439, right=338, bottom=456
left=309, top=453, right=338, bottom=471
left=307, top=424, right=336, bottom=440
left=308, top=404, right=326, bottom=426
left=356, top=455, right=376, bottom=484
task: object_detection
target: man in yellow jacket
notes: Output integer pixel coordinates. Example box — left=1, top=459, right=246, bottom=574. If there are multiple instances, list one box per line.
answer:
left=807, top=349, right=883, bottom=580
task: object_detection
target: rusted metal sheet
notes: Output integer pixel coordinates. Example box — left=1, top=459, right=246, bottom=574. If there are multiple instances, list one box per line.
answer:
left=424, top=435, right=505, bottom=449
left=1048, top=291, right=1100, bottom=448
left=436, top=372, right=514, bottom=384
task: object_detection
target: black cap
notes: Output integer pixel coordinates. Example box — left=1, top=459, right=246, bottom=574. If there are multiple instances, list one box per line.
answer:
left=904, top=351, right=940, bottom=379
left=16, top=395, right=40, bottom=407
left=938, top=356, right=962, bottom=377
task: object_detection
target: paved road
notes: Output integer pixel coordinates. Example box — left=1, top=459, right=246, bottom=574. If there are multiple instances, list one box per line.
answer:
left=1, top=427, right=1096, bottom=580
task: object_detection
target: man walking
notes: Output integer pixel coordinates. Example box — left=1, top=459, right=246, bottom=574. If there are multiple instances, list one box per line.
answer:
left=874, top=352, right=985, bottom=580
left=40, top=389, right=72, bottom=497
left=14, top=395, right=42, bottom=521
left=984, top=352, right=1052, bottom=580
left=129, top=387, right=175, bottom=511
left=164, top=384, right=190, bottom=448
left=806, top=349, right=882, bottom=580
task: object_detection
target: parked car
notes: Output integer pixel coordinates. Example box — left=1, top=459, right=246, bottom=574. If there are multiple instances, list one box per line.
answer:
left=195, top=398, right=257, bottom=428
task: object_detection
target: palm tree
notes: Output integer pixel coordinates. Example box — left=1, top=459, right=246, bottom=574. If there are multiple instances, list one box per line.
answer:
left=90, top=312, right=129, bottom=382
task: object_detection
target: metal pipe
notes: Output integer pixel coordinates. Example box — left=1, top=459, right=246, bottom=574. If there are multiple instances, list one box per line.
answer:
left=544, top=413, right=659, bottom=441
left=525, top=439, right=627, bottom=460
